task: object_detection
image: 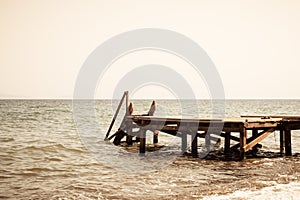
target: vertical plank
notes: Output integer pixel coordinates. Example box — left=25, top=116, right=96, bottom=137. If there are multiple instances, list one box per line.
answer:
left=139, top=130, right=146, bottom=155
left=285, top=128, right=292, bottom=156
left=191, top=132, right=198, bottom=157
left=239, top=127, right=247, bottom=160
left=280, top=128, right=284, bottom=154
left=224, top=132, right=231, bottom=153
left=181, top=132, right=187, bottom=153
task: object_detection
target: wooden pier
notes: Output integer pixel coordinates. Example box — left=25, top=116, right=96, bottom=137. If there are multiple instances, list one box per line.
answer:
left=105, top=92, right=300, bottom=160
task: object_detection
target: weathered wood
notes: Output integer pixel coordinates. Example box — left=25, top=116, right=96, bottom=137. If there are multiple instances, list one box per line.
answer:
left=252, top=129, right=258, bottom=137
left=126, top=135, right=133, bottom=145
left=284, top=128, right=292, bottom=156
left=280, top=128, right=284, bottom=154
left=139, top=130, right=146, bottom=155
left=125, top=91, right=129, bottom=115
left=239, top=127, right=247, bottom=160
left=181, top=132, right=187, bottom=153
left=220, top=132, right=240, bottom=142
left=244, top=128, right=275, bottom=152
left=113, top=102, right=134, bottom=144
left=105, top=91, right=128, bottom=140
left=205, top=131, right=211, bottom=150
left=110, top=94, right=300, bottom=159
left=153, top=130, right=159, bottom=144
left=148, top=100, right=156, bottom=116
left=224, top=132, right=231, bottom=153
left=191, top=132, right=198, bottom=157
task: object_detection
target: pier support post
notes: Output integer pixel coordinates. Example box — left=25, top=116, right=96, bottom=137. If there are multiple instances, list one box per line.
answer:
left=280, top=128, right=284, bottom=154
left=224, top=132, right=231, bottom=154
left=239, top=127, right=247, bottom=160
left=126, top=123, right=133, bottom=145
left=139, top=130, right=146, bottom=155
left=284, top=128, right=292, bottom=156
left=126, top=134, right=133, bottom=145
left=181, top=132, right=187, bottom=153
left=252, top=129, right=258, bottom=137
left=153, top=130, right=159, bottom=144
left=252, top=129, right=258, bottom=151
left=205, top=131, right=211, bottom=150
left=191, top=132, right=198, bottom=157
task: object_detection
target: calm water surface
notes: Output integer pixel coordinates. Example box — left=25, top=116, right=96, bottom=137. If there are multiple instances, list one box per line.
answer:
left=0, top=100, right=300, bottom=199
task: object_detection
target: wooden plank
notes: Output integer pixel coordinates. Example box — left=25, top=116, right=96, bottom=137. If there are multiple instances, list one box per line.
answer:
left=242, top=115, right=300, bottom=119
left=148, top=100, right=156, bottom=116
left=220, top=132, right=240, bottom=142
left=244, top=128, right=275, bottom=152
left=105, top=91, right=127, bottom=140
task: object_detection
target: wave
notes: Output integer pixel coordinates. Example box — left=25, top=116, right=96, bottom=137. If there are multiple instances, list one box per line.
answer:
left=203, top=181, right=300, bottom=200
left=0, top=138, right=14, bottom=142
left=18, top=144, right=86, bottom=154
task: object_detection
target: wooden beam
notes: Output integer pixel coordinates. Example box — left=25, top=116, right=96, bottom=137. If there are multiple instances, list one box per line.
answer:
left=220, top=132, right=240, bottom=142
left=105, top=91, right=127, bottom=140
left=244, top=128, right=275, bottom=152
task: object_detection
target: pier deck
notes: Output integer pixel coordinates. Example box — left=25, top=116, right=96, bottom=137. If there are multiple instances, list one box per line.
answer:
left=105, top=92, right=300, bottom=160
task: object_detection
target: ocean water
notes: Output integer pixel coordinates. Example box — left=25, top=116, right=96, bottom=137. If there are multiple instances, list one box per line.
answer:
left=0, top=99, right=300, bottom=199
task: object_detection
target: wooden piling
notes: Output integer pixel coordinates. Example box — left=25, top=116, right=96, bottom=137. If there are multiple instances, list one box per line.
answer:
left=153, top=130, right=159, bottom=144
left=280, top=128, right=284, bottom=154
left=181, top=132, right=187, bottom=153
left=139, top=130, right=146, bottom=155
left=205, top=131, right=211, bottom=150
left=126, top=133, right=133, bottom=145
left=240, top=127, right=247, bottom=160
left=191, top=132, right=198, bottom=157
left=284, top=128, right=292, bottom=156
left=224, top=132, right=231, bottom=153
left=252, top=129, right=258, bottom=151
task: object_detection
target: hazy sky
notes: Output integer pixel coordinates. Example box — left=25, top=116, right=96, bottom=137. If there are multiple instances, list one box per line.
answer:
left=1, top=0, right=300, bottom=99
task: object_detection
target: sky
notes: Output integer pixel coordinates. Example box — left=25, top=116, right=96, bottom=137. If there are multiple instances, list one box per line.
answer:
left=0, top=0, right=300, bottom=99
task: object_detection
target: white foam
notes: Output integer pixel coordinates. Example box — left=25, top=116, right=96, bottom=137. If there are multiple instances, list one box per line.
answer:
left=203, top=181, right=300, bottom=200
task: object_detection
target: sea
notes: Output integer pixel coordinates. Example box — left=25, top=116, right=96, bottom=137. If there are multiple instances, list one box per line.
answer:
left=1, top=99, right=300, bottom=199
